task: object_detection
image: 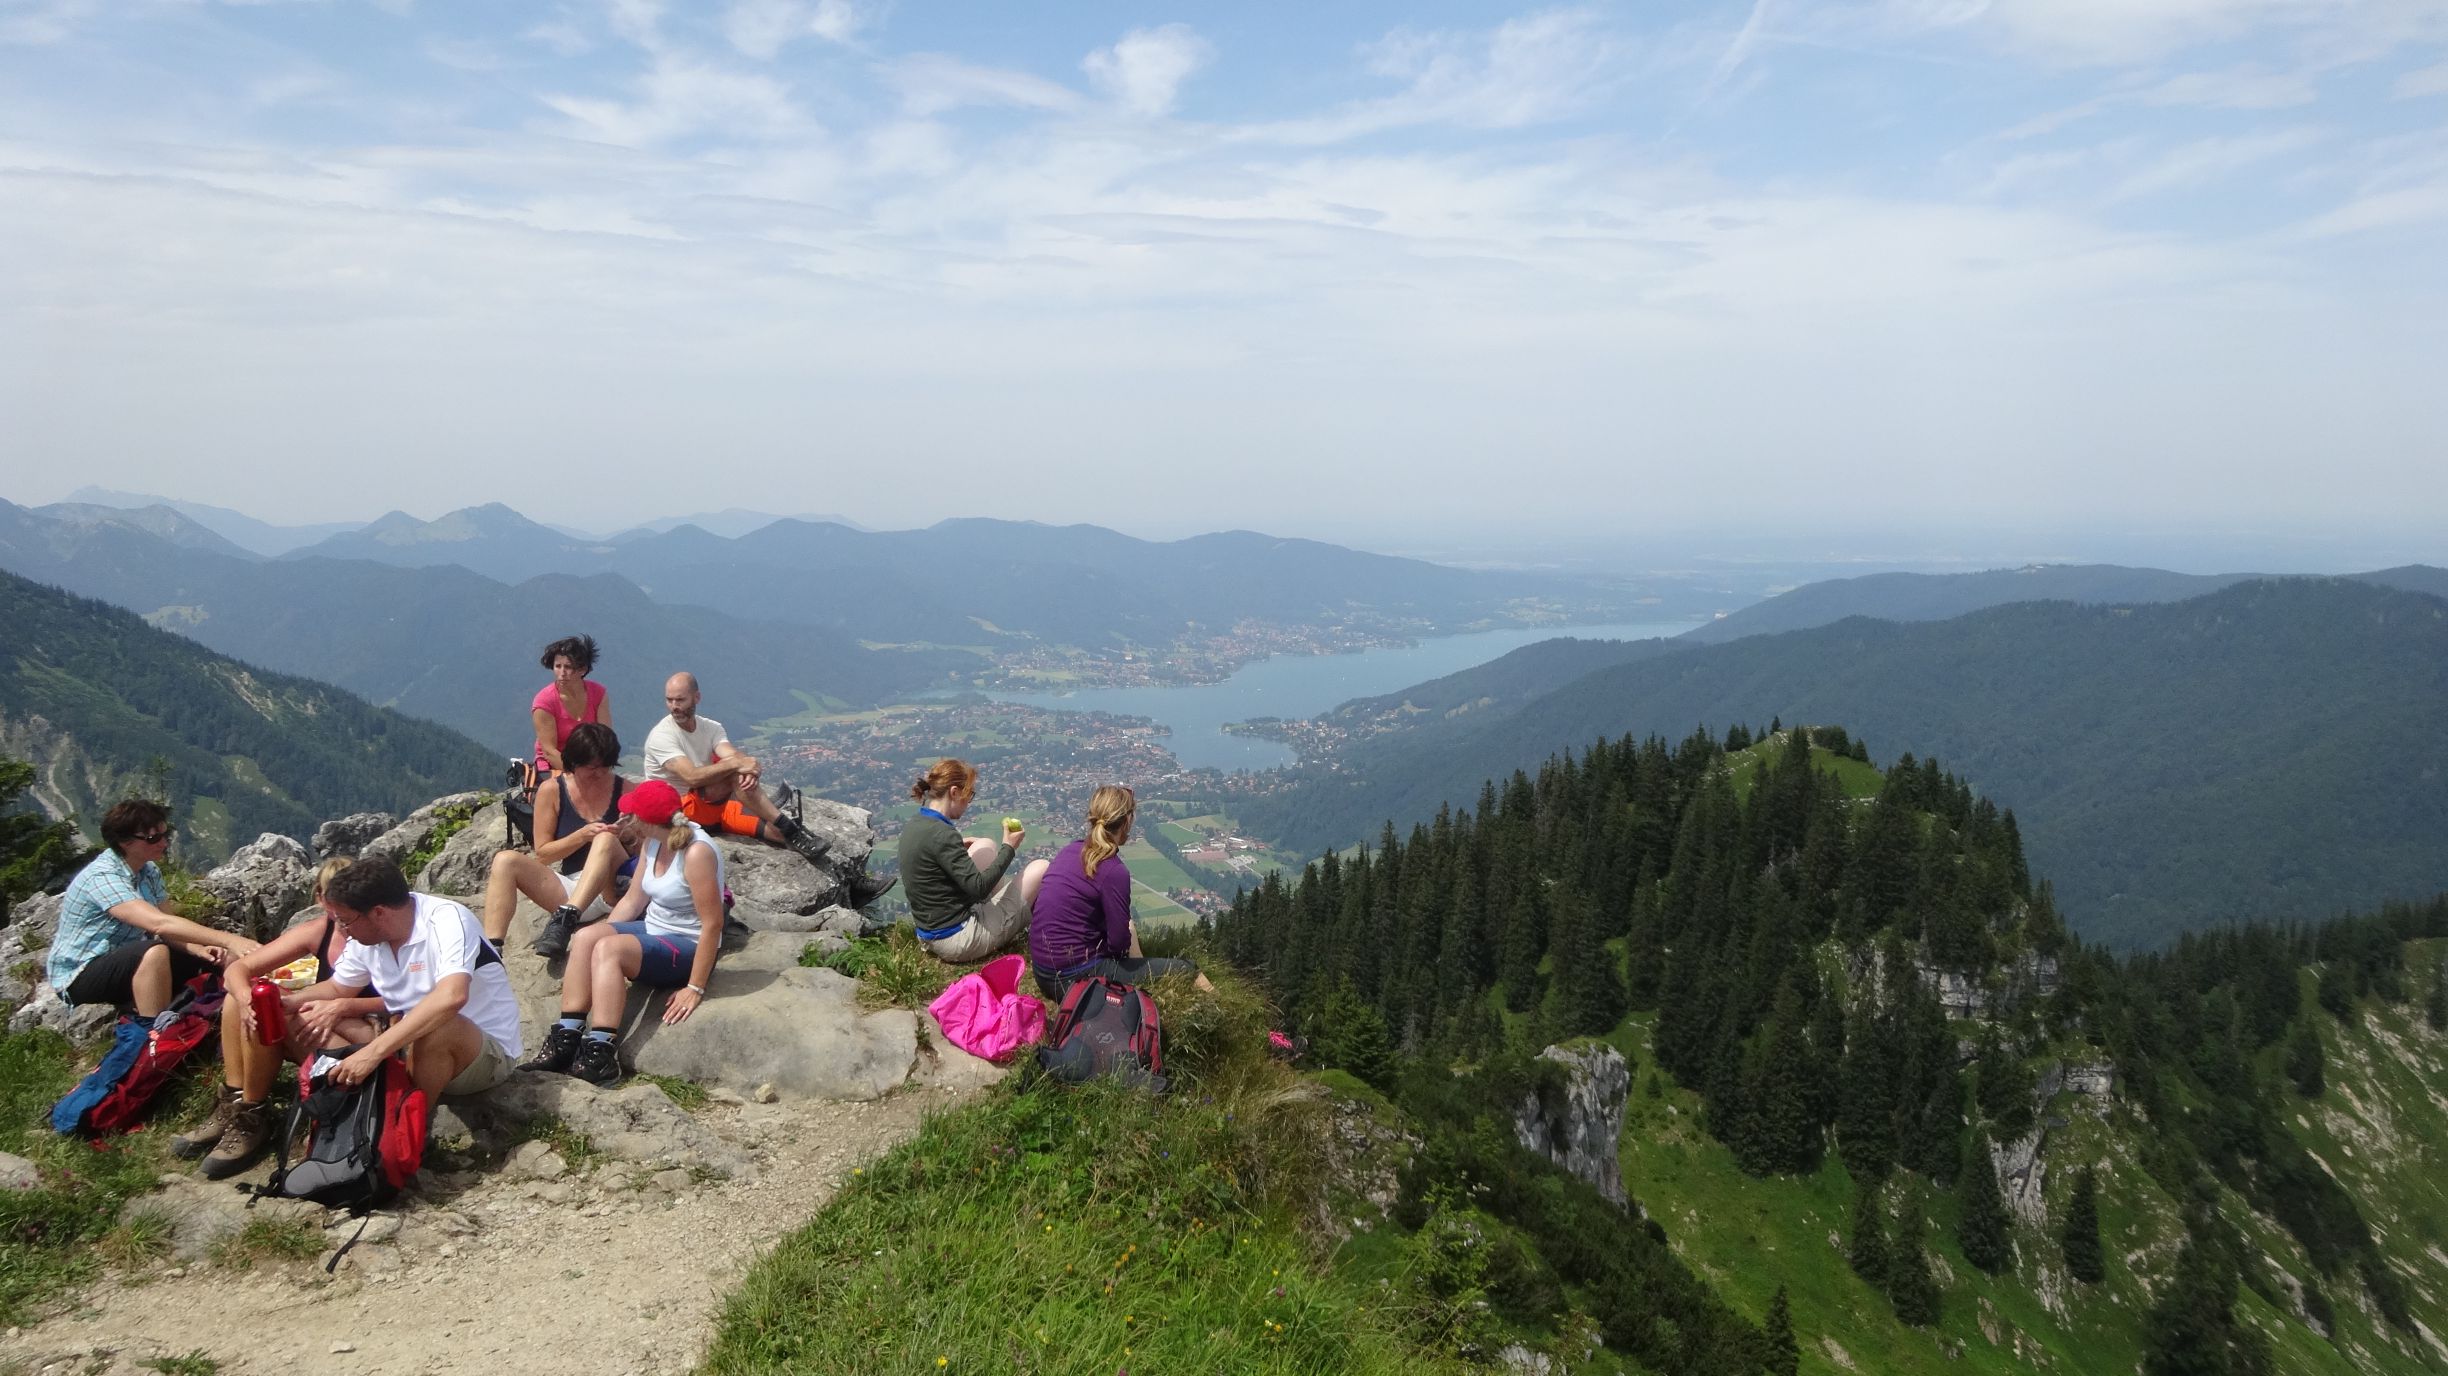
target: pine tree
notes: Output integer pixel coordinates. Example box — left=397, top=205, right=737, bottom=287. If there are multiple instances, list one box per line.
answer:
left=2142, top=1232, right=2272, bottom=1376
left=1760, top=1285, right=1799, bottom=1376
left=1848, top=1184, right=1890, bottom=1290
left=1836, top=998, right=1898, bottom=1182
left=1549, top=886, right=1626, bottom=1037
left=2285, top=1019, right=2325, bottom=1098
left=1956, top=1134, right=2015, bottom=1275
left=2428, top=958, right=2447, bottom=1033
left=1887, top=1193, right=1942, bottom=1327
left=2062, top=1166, right=2104, bottom=1284
left=2317, top=959, right=2356, bottom=1024
left=1496, top=880, right=1547, bottom=1014
left=1310, top=977, right=1396, bottom=1089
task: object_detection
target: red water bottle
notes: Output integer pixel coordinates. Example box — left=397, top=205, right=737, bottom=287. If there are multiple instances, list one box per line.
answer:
left=250, top=978, right=287, bottom=1046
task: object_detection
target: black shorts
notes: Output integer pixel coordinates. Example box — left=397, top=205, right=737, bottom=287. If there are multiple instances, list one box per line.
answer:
left=1034, top=956, right=1201, bottom=1003
left=64, top=938, right=209, bottom=1012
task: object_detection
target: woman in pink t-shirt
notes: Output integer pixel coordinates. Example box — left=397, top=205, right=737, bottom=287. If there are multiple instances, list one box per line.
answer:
left=532, top=634, right=609, bottom=772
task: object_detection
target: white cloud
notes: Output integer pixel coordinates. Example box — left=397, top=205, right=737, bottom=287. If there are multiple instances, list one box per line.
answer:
left=722, top=0, right=865, bottom=60
left=542, top=55, right=807, bottom=146
left=1251, top=9, right=1633, bottom=144
left=2109, top=127, right=2324, bottom=198
left=1870, top=0, right=2448, bottom=66
left=889, top=54, right=1082, bottom=118
left=2142, top=64, right=2319, bottom=108
left=2398, top=59, right=2448, bottom=95
left=1082, top=24, right=1210, bottom=118
left=0, top=0, right=99, bottom=45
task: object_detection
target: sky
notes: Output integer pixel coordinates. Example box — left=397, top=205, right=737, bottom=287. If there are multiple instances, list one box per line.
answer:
left=2, top=0, right=2445, bottom=555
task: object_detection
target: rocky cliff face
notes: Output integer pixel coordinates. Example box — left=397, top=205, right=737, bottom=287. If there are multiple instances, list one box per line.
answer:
left=1513, top=1042, right=1630, bottom=1207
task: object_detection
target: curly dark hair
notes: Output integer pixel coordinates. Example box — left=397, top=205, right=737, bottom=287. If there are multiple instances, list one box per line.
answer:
left=100, top=798, right=172, bottom=852
left=560, top=721, right=620, bottom=770
left=540, top=635, right=599, bottom=674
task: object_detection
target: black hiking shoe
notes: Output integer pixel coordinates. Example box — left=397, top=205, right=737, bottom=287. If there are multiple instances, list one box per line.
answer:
left=569, top=1037, right=623, bottom=1087
left=531, top=905, right=581, bottom=958
left=845, top=871, right=899, bottom=909
left=776, top=814, right=832, bottom=866
left=521, top=1023, right=583, bottom=1074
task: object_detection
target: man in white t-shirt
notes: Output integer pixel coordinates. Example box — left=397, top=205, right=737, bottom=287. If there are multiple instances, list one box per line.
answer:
left=644, top=672, right=895, bottom=908
left=292, top=857, right=525, bottom=1098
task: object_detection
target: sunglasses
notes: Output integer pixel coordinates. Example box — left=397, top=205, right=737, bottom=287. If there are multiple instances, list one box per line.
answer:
left=133, top=830, right=171, bottom=845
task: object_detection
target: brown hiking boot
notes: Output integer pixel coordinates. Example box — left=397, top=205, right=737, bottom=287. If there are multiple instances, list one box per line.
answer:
left=172, top=1086, right=240, bottom=1159
left=199, top=1100, right=275, bottom=1180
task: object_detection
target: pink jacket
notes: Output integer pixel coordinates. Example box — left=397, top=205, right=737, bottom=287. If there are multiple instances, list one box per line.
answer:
left=928, top=954, right=1046, bottom=1063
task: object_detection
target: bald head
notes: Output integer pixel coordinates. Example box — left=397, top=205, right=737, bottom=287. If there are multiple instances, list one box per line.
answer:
left=664, top=672, right=701, bottom=723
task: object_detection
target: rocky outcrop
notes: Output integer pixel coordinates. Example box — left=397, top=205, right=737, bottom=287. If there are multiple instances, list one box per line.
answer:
left=1514, top=1043, right=1630, bottom=1207
left=416, top=801, right=510, bottom=898
left=359, top=791, right=493, bottom=876
left=713, top=798, right=879, bottom=919
left=313, top=811, right=396, bottom=861
left=1, top=891, right=113, bottom=1042
left=437, top=1075, right=755, bottom=1179
left=195, top=832, right=313, bottom=938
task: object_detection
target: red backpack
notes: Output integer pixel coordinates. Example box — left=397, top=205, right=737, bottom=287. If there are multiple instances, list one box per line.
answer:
left=81, top=976, right=225, bottom=1135
left=255, top=1048, right=429, bottom=1269
left=1035, top=976, right=1166, bottom=1093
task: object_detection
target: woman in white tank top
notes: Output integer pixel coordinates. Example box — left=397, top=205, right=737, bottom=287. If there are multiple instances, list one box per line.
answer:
left=520, top=779, right=726, bottom=1086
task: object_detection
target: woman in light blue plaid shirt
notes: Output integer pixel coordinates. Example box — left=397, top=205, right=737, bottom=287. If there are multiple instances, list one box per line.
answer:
left=46, top=798, right=258, bottom=1017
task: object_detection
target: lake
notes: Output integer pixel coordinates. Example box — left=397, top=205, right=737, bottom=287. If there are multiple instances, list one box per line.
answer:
left=985, top=621, right=1698, bottom=771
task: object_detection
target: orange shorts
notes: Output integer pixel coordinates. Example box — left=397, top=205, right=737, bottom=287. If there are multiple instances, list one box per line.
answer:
left=680, top=791, right=762, bottom=838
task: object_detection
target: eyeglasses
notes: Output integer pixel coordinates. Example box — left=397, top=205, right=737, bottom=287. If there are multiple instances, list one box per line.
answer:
left=133, top=830, right=171, bottom=845
left=328, top=908, right=377, bottom=931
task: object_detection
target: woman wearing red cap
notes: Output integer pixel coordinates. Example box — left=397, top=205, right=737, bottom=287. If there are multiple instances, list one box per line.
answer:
left=519, top=778, right=723, bottom=1086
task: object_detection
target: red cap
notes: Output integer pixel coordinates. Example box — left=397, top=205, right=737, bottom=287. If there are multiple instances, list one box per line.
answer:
left=619, top=779, right=684, bottom=826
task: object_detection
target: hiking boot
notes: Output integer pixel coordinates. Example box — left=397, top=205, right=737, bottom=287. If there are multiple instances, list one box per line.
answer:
left=522, top=1022, right=584, bottom=1074
left=569, top=1037, right=623, bottom=1087
left=844, top=871, right=899, bottom=910
left=172, top=1085, right=240, bottom=1159
left=776, top=815, right=831, bottom=866
left=531, top=904, right=582, bottom=958
left=199, top=1100, right=273, bottom=1180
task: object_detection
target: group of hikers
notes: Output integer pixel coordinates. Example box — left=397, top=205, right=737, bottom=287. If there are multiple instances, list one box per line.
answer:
left=38, top=633, right=1205, bottom=1180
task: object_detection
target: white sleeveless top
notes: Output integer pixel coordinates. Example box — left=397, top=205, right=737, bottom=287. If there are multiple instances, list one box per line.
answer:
left=638, top=833, right=723, bottom=941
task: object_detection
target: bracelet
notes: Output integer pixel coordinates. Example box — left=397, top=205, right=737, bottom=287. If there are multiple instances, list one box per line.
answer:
left=687, top=983, right=706, bottom=995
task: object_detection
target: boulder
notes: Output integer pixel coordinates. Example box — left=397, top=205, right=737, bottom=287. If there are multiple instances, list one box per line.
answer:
left=446, top=1075, right=753, bottom=1179
left=0, top=1150, right=39, bottom=1191
left=618, top=933, right=919, bottom=1102
left=8, top=980, right=116, bottom=1042
left=313, top=811, right=396, bottom=861
left=1514, top=1043, right=1631, bottom=1208
left=735, top=903, right=868, bottom=936
left=418, top=801, right=509, bottom=898
left=712, top=839, right=839, bottom=916
left=1, top=892, right=64, bottom=1010
left=915, top=1008, right=1012, bottom=1093
left=196, top=833, right=313, bottom=939
left=359, top=791, right=493, bottom=876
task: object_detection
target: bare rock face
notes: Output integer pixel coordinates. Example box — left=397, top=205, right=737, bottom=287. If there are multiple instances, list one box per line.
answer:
left=444, top=1075, right=755, bottom=1179
left=0, top=891, right=65, bottom=1010
left=712, top=798, right=879, bottom=917
left=196, top=833, right=313, bottom=939
left=359, top=791, right=493, bottom=876
left=312, top=811, right=396, bottom=861
left=8, top=980, right=117, bottom=1042
left=418, top=801, right=509, bottom=899
left=1514, top=1043, right=1631, bottom=1207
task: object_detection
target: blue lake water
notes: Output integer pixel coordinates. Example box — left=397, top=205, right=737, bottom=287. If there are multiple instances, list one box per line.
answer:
left=986, top=621, right=1697, bottom=772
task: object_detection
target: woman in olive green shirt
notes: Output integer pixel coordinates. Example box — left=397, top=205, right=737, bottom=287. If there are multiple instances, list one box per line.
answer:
left=897, top=759, right=1047, bottom=963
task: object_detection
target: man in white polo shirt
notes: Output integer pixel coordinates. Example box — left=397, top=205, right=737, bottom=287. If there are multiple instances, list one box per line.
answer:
left=294, top=857, right=525, bottom=1098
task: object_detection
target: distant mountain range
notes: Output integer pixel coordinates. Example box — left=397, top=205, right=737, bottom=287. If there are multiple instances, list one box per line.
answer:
left=0, top=568, right=501, bottom=862
left=1247, top=574, right=2448, bottom=949
left=59, top=488, right=864, bottom=554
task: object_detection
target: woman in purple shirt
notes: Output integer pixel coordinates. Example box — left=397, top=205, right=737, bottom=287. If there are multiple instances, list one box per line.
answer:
left=1027, top=785, right=1215, bottom=1001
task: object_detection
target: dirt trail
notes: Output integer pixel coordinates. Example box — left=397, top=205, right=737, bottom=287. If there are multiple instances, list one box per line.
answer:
left=2, top=1087, right=969, bottom=1376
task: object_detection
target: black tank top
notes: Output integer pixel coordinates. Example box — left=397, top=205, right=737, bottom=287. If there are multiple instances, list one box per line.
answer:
left=552, top=774, right=628, bottom=875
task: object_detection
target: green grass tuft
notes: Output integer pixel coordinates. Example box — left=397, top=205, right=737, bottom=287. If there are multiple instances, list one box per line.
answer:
left=208, top=1218, right=323, bottom=1271
left=515, top=1114, right=605, bottom=1172
left=802, top=927, right=961, bottom=1010
left=633, top=1073, right=709, bottom=1112
left=140, top=1352, right=218, bottom=1376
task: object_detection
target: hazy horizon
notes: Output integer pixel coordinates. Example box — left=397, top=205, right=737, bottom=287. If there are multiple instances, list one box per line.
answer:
left=5, top=2, right=2445, bottom=546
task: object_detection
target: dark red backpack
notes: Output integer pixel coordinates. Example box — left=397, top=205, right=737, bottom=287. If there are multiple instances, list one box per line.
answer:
left=1035, top=976, right=1166, bottom=1093
left=77, top=975, right=224, bottom=1135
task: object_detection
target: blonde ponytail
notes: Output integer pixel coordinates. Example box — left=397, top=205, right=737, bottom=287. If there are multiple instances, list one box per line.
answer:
left=1080, top=785, right=1137, bottom=879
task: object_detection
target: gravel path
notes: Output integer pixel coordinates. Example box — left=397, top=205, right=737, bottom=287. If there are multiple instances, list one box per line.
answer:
left=1, top=1087, right=969, bottom=1376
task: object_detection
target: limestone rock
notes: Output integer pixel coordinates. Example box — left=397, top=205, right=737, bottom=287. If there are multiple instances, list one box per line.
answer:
left=711, top=839, right=838, bottom=916
left=312, top=811, right=396, bottom=862
left=197, top=833, right=313, bottom=939
left=624, top=959, right=919, bottom=1103
left=121, top=1178, right=324, bottom=1262
left=916, top=1009, right=1011, bottom=1092
left=1514, top=1043, right=1630, bottom=1208
left=0, top=1151, right=40, bottom=1191
left=8, top=981, right=116, bottom=1043
left=447, top=1075, right=752, bottom=1179
left=4, top=890, right=64, bottom=954
left=418, top=801, right=509, bottom=898
left=359, top=791, right=493, bottom=876
left=506, top=1140, right=567, bottom=1181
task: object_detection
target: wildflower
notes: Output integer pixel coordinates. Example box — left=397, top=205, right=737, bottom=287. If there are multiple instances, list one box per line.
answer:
left=936, top=1359, right=947, bottom=1369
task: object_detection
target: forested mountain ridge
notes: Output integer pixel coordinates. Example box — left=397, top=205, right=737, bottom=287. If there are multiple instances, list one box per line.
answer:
left=0, top=499, right=968, bottom=757
left=1251, top=577, right=2448, bottom=950
left=1209, top=727, right=2448, bottom=1374
left=0, top=570, right=500, bottom=861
